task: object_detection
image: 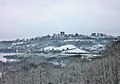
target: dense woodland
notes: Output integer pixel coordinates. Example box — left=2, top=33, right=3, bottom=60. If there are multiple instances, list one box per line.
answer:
left=0, top=41, right=120, bottom=84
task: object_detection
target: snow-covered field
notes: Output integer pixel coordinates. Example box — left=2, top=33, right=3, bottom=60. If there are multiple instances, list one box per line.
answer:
left=43, top=44, right=76, bottom=51
left=64, top=39, right=95, bottom=42
left=0, top=53, right=23, bottom=62
left=43, top=44, right=88, bottom=54
left=63, top=48, right=88, bottom=53
left=0, top=54, right=7, bottom=62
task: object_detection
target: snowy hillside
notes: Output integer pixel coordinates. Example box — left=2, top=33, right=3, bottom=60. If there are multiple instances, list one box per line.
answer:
left=43, top=45, right=76, bottom=51
left=64, top=48, right=88, bottom=53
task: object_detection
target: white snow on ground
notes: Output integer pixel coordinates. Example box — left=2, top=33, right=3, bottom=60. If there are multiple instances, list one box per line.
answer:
left=43, top=45, right=89, bottom=54
left=52, top=62, right=59, bottom=65
left=43, top=46, right=55, bottom=51
left=43, top=45, right=76, bottom=51
left=64, top=48, right=88, bottom=53
left=59, top=45, right=76, bottom=50
left=0, top=53, right=23, bottom=62
left=51, top=61, right=66, bottom=67
left=7, top=59, right=20, bottom=62
left=81, top=54, right=101, bottom=59
left=64, top=39, right=95, bottom=42
left=39, top=53, right=59, bottom=57
left=0, top=54, right=7, bottom=62
left=90, top=44, right=105, bottom=50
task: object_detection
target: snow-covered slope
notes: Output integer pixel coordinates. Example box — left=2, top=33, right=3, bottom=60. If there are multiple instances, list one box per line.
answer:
left=0, top=54, right=7, bottom=62
left=43, top=44, right=88, bottom=54
left=43, top=45, right=76, bottom=51
left=64, top=48, right=88, bottom=53
left=0, top=53, right=23, bottom=62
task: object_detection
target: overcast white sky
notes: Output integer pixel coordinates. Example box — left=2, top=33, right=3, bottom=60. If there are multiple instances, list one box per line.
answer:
left=0, top=0, right=120, bottom=40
